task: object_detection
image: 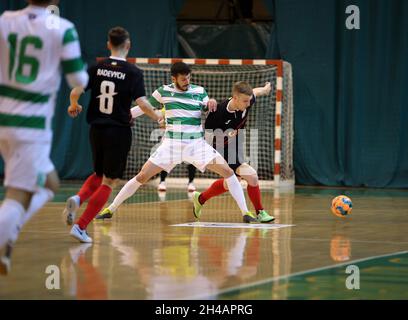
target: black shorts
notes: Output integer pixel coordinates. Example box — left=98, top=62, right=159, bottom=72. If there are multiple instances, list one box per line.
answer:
left=89, top=125, right=132, bottom=179
left=214, top=140, right=245, bottom=174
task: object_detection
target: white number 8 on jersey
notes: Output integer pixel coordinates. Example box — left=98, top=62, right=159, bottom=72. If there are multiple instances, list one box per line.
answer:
left=98, top=80, right=117, bottom=114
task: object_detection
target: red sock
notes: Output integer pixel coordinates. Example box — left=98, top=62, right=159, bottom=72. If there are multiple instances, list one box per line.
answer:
left=199, top=178, right=227, bottom=204
left=247, top=184, right=263, bottom=212
left=76, top=184, right=112, bottom=230
left=77, top=173, right=103, bottom=205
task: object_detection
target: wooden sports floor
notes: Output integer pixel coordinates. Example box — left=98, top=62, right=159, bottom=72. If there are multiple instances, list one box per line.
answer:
left=0, top=183, right=407, bottom=300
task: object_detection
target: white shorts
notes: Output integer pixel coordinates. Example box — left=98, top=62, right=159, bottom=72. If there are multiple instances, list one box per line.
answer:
left=0, top=139, right=55, bottom=192
left=149, top=138, right=222, bottom=173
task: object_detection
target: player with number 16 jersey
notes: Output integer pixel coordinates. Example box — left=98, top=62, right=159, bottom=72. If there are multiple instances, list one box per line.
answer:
left=0, top=0, right=89, bottom=274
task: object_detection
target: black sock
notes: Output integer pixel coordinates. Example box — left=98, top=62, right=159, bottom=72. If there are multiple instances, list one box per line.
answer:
left=160, top=171, right=167, bottom=182
left=188, top=165, right=196, bottom=183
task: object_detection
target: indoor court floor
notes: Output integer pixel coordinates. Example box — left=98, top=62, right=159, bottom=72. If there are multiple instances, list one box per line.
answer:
left=0, top=183, right=407, bottom=300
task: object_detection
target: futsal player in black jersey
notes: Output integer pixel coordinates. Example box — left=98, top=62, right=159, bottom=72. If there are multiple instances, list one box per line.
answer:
left=192, top=81, right=275, bottom=223
left=63, top=27, right=161, bottom=243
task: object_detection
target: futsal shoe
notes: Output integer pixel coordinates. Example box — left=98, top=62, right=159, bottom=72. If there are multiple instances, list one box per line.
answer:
left=63, top=196, right=80, bottom=226
left=192, top=191, right=203, bottom=220
left=243, top=212, right=258, bottom=223
left=157, top=181, right=167, bottom=192
left=95, top=207, right=114, bottom=220
left=187, top=183, right=196, bottom=192
left=0, top=241, right=13, bottom=276
left=257, top=210, right=275, bottom=223
left=70, top=224, right=92, bottom=243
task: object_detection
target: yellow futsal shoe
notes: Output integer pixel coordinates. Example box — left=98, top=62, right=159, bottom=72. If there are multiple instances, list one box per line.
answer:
left=95, top=207, right=114, bottom=220
left=243, top=211, right=258, bottom=223
left=192, top=191, right=203, bottom=220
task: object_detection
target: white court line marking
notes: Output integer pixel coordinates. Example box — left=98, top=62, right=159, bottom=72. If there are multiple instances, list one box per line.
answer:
left=188, top=250, right=408, bottom=300
left=171, top=221, right=295, bottom=230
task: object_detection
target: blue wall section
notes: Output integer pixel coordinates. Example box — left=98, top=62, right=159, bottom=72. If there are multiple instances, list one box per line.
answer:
left=264, top=0, right=408, bottom=187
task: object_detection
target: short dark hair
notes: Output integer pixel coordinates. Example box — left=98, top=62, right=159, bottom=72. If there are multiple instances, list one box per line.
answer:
left=170, top=62, right=191, bottom=77
left=232, top=81, right=253, bottom=96
left=29, top=0, right=53, bottom=5
left=108, top=26, right=130, bottom=48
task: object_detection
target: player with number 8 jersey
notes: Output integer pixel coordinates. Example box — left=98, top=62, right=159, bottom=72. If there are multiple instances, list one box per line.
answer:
left=85, top=55, right=146, bottom=127
left=63, top=26, right=160, bottom=243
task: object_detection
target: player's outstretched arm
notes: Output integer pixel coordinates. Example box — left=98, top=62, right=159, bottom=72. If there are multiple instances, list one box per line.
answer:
left=67, top=86, right=84, bottom=118
left=131, top=106, right=165, bottom=128
left=253, top=82, right=272, bottom=97
left=135, top=96, right=162, bottom=123
left=130, top=106, right=144, bottom=119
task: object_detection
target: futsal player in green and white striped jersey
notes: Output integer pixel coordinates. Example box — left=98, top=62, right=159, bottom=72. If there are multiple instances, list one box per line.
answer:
left=97, top=62, right=258, bottom=224
left=0, top=0, right=88, bottom=274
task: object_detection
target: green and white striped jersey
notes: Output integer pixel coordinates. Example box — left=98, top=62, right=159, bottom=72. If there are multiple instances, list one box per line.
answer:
left=149, top=83, right=209, bottom=139
left=0, top=5, right=88, bottom=142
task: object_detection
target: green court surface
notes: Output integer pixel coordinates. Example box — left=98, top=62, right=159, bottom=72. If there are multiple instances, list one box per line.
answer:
left=216, top=252, right=408, bottom=300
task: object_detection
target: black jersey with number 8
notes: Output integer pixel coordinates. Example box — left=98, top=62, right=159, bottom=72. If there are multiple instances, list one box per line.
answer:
left=85, top=57, right=146, bottom=127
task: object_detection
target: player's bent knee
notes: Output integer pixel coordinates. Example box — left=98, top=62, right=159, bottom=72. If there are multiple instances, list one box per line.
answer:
left=136, top=172, right=148, bottom=184
left=45, top=170, right=60, bottom=194
left=237, top=164, right=257, bottom=176
left=102, top=177, right=118, bottom=188
left=245, top=174, right=259, bottom=186
left=5, top=188, right=33, bottom=209
left=223, top=166, right=235, bottom=178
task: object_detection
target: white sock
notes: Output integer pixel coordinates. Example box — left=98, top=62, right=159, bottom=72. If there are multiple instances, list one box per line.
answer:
left=225, top=175, right=249, bottom=214
left=20, top=188, right=54, bottom=228
left=0, top=199, right=25, bottom=248
left=109, top=177, right=141, bottom=212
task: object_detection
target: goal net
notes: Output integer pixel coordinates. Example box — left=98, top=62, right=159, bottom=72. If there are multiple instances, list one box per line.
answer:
left=123, top=58, right=294, bottom=187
